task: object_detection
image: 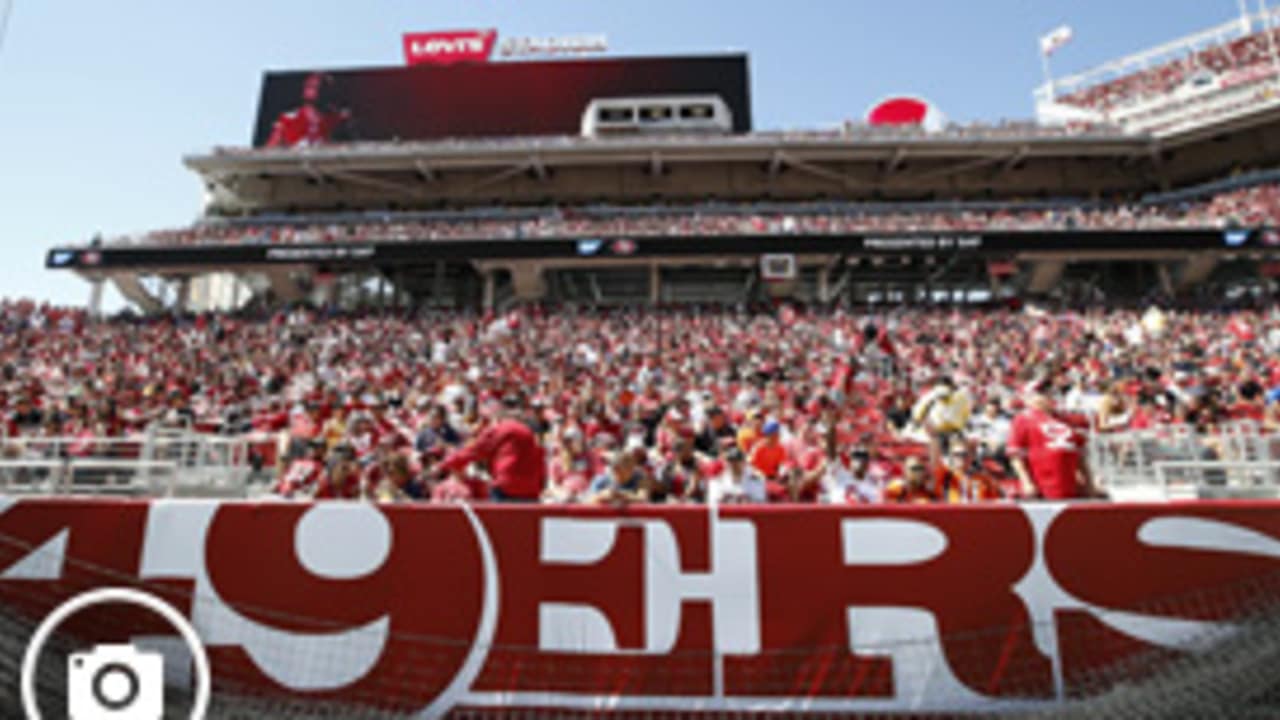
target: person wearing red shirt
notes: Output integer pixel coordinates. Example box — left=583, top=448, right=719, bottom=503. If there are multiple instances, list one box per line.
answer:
left=749, top=420, right=792, bottom=501
left=435, top=395, right=547, bottom=501
left=1007, top=380, right=1103, bottom=500
left=276, top=440, right=326, bottom=498
left=749, top=421, right=787, bottom=478
left=266, top=73, right=352, bottom=148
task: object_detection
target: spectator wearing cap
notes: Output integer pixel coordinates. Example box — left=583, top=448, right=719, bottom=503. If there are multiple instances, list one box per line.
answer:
left=749, top=419, right=788, bottom=482
left=434, top=393, right=547, bottom=502
left=708, top=448, right=767, bottom=505
left=1007, top=378, right=1103, bottom=500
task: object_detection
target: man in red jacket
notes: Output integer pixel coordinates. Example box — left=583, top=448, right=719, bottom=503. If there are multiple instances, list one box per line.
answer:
left=435, top=395, right=546, bottom=501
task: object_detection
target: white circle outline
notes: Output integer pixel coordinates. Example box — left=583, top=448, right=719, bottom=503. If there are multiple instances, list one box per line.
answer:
left=419, top=503, right=500, bottom=717
left=21, top=586, right=212, bottom=720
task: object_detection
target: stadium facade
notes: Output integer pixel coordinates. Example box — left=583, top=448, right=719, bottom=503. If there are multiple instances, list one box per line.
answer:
left=13, top=11, right=1280, bottom=719
left=43, top=11, right=1280, bottom=316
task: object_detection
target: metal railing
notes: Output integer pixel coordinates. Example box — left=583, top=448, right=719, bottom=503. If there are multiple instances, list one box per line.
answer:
left=1090, top=423, right=1280, bottom=500
left=0, top=428, right=255, bottom=498
left=1153, top=460, right=1280, bottom=500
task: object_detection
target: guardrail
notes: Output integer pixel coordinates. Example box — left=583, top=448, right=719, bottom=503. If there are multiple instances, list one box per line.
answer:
left=0, top=429, right=257, bottom=498
left=1152, top=460, right=1280, bottom=500
left=1091, top=423, right=1280, bottom=500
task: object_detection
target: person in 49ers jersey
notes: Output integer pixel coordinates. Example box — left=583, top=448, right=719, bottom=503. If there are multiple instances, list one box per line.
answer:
left=266, top=72, right=352, bottom=148
left=1008, top=378, right=1104, bottom=500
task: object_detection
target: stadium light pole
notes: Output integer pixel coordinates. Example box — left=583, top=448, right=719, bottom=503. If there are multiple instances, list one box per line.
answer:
left=1039, top=49, right=1054, bottom=96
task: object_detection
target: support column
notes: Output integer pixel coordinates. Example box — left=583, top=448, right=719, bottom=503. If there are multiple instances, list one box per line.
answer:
left=87, top=277, right=104, bottom=319
left=650, top=263, right=661, bottom=305
left=483, top=270, right=496, bottom=311
left=508, top=262, right=547, bottom=302
left=1026, top=260, right=1066, bottom=295
left=175, top=277, right=191, bottom=314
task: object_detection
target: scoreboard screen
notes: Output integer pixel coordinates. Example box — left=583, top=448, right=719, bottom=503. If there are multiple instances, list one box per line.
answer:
left=251, top=55, right=752, bottom=147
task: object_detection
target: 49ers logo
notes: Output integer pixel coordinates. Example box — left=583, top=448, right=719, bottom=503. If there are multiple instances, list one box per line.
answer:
left=1040, top=419, right=1079, bottom=451
left=0, top=499, right=1276, bottom=714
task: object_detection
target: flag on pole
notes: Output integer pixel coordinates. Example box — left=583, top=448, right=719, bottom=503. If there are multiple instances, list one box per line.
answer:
left=1039, top=25, right=1073, bottom=56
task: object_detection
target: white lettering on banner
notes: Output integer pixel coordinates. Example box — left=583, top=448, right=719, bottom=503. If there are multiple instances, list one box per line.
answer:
left=537, top=518, right=760, bottom=655
left=1139, top=516, right=1280, bottom=558
left=7, top=498, right=1265, bottom=713
left=139, top=501, right=390, bottom=690
left=1010, top=505, right=1237, bottom=702
left=0, top=529, right=67, bottom=580
left=840, top=519, right=989, bottom=708
left=295, top=503, right=391, bottom=579
left=648, top=519, right=760, bottom=655
left=842, top=519, right=946, bottom=565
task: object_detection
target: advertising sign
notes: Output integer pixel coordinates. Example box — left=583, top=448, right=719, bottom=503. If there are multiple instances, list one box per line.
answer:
left=402, top=29, right=497, bottom=66
left=1, top=499, right=1275, bottom=715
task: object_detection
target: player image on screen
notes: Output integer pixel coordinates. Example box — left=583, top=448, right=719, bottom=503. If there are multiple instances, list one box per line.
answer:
left=265, top=72, right=352, bottom=148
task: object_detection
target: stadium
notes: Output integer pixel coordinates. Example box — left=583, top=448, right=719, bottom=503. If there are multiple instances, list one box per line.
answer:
left=5, top=4, right=1280, bottom=718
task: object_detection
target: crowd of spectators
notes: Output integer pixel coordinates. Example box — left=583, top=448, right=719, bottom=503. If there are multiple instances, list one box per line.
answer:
left=1058, top=27, right=1280, bottom=113
left=4, top=298, right=1280, bottom=504
left=92, top=183, right=1280, bottom=249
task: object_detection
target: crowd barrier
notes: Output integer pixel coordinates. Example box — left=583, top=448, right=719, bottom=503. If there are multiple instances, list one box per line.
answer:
left=1090, top=423, right=1280, bottom=501
left=1, top=498, right=1279, bottom=716
left=0, top=431, right=257, bottom=498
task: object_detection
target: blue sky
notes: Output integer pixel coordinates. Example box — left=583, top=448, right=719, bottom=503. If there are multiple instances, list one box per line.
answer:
left=0, top=0, right=1253, bottom=307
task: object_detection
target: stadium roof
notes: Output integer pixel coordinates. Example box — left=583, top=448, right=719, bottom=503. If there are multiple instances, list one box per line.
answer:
left=183, top=104, right=1280, bottom=214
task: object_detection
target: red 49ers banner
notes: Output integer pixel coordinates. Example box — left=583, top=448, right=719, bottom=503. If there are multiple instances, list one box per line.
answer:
left=403, top=29, right=497, bottom=66
left=0, top=498, right=1277, bottom=715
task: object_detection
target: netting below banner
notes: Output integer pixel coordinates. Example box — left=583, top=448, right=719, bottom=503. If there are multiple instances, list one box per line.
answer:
left=2, top=575, right=1280, bottom=719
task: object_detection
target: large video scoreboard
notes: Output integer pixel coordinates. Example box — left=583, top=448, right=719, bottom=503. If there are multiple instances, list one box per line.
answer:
left=252, top=55, right=752, bottom=147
